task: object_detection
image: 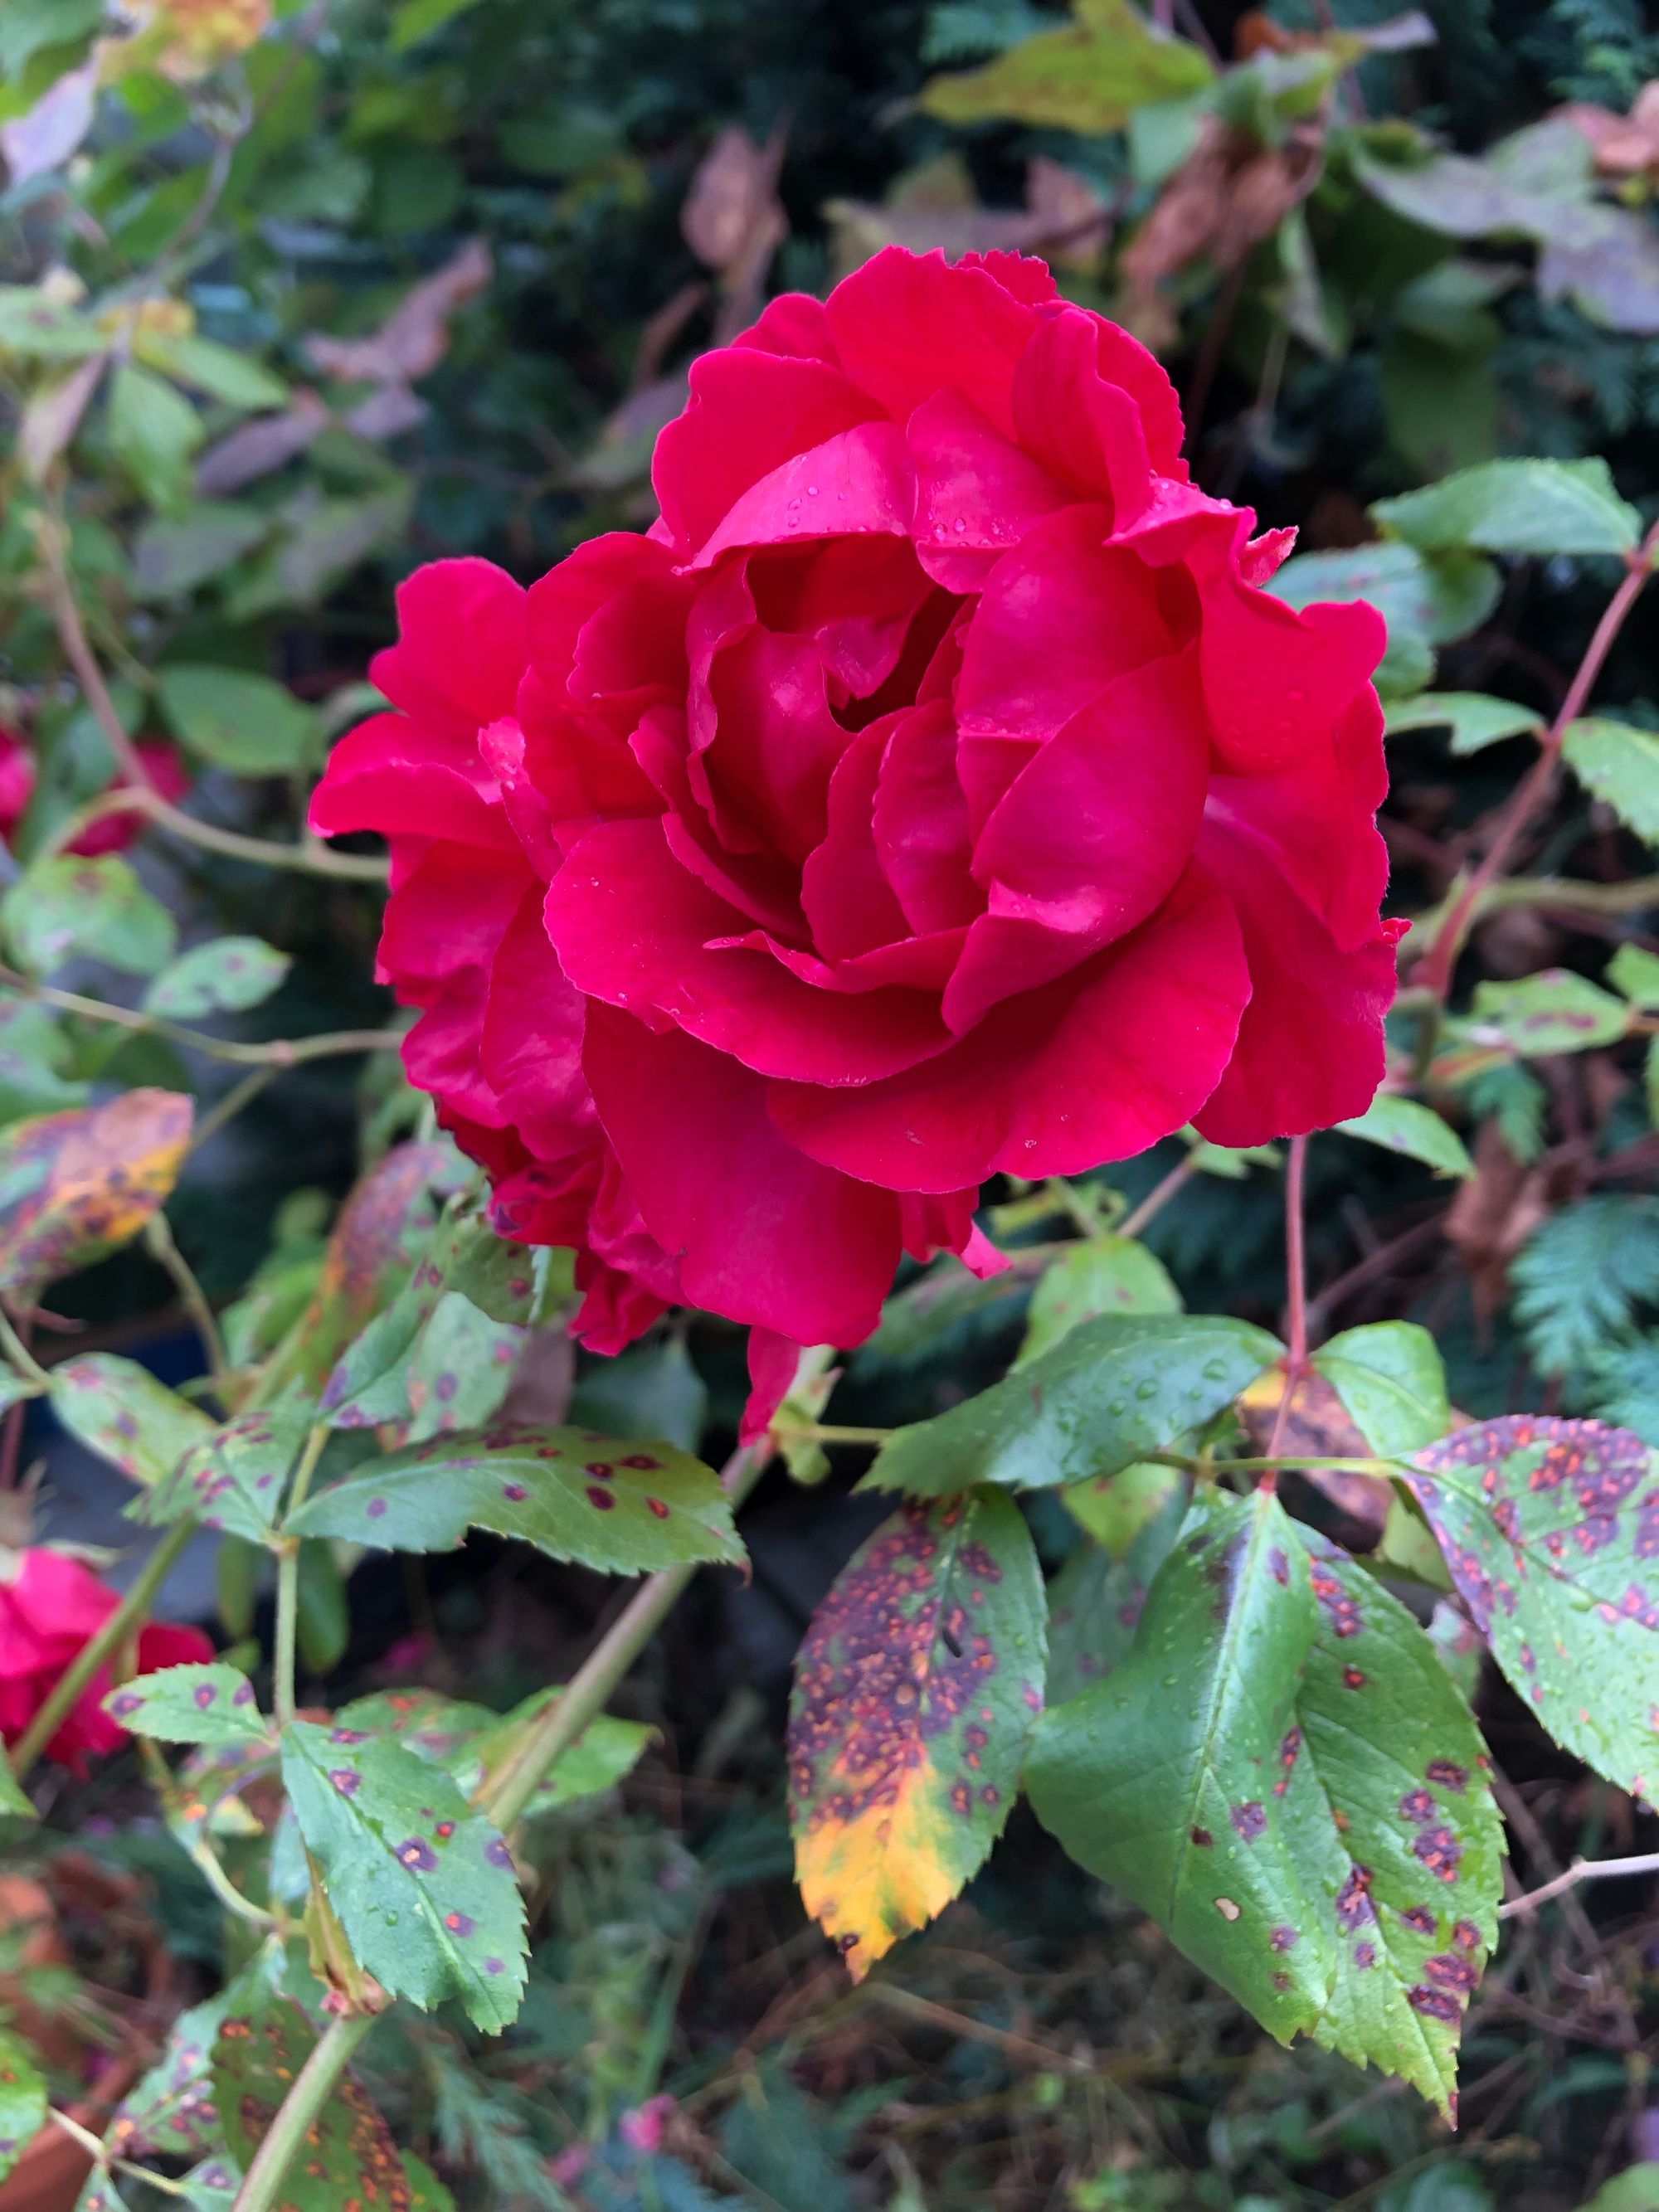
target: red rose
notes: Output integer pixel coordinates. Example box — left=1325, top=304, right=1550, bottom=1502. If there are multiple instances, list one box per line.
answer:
left=0, top=1548, right=212, bottom=1772
left=314, top=247, right=1398, bottom=1399
left=0, top=725, right=36, bottom=845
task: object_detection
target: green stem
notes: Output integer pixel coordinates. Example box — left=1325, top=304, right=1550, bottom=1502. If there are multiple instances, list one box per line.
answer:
left=0, top=1305, right=51, bottom=1389
left=273, top=1426, right=329, bottom=1728
left=0, top=970, right=400, bottom=1070
left=228, top=2011, right=376, bottom=2212
left=145, top=1214, right=228, bottom=1387
left=479, top=1351, right=830, bottom=1830
left=12, top=1519, right=194, bottom=1778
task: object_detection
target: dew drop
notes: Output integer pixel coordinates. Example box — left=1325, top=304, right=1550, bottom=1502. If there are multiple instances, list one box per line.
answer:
left=1135, top=1378, right=1159, bottom=1401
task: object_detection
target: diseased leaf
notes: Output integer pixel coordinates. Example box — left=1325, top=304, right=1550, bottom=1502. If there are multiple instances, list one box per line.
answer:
left=867, top=1314, right=1282, bottom=1498
left=72, top=2176, right=130, bottom=2211
left=141, top=1403, right=313, bottom=1543
left=0, top=1090, right=192, bottom=1296
left=179, top=2159, right=241, bottom=2210
left=144, top=938, right=291, bottom=1019
left=281, top=1719, right=528, bottom=2032
left=788, top=1490, right=1045, bottom=1979
left=1016, top=1233, right=1181, bottom=1366
left=48, top=1353, right=212, bottom=1486
left=1472, top=970, right=1632, bottom=1054
left=268, top=1141, right=461, bottom=1396
left=331, top=1687, right=502, bottom=1764
left=156, top=666, right=318, bottom=775
left=287, top=1426, right=741, bottom=1573
left=1337, top=1096, right=1474, bottom=1179
left=215, top=1993, right=411, bottom=2212
left=1312, top=1323, right=1450, bottom=1457
left=104, top=1663, right=267, bottom=1748
left=0, top=2027, right=47, bottom=2187
left=108, top=1991, right=231, bottom=2161
left=1384, top=692, right=1540, bottom=755
left=1047, top=1485, right=1185, bottom=1706
left=1404, top=1417, right=1659, bottom=1798
left=918, top=0, right=1213, bottom=131
left=3, top=855, right=178, bottom=977
left=337, top=1685, right=651, bottom=1816
left=1561, top=717, right=1659, bottom=844
left=1287, top=1534, right=1502, bottom=2115
left=1028, top=1485, right=1331, bottom=2041
left=1372, top=457, right=1639, bottom=557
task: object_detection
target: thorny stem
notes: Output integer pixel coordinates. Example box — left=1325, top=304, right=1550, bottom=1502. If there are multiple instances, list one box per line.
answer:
left=0, top=968, right=401, bottom=1069
left=228, top=2011, right=377, bottom=2212
left=1412, top=520, right=1659, bottom=1016
left=36, top=519, right=387, bottom=884
left=272, top=1425, right=329, bottom=1729
left=1264, top=1133, right=1311, bottom=1469
left=11, top=1519, right=194, bottom=1778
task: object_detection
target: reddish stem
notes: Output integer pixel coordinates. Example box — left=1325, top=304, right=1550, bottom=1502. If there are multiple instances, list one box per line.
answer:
left=1263, top=1133, right=1310, bottom=1473
left=1413, top=523, right=1659, bottom=1007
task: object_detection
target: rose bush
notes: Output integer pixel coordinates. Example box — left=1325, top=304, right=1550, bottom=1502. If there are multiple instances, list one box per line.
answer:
left=312, top=246, right=1399, bottom=1403
left=0, top=1548, right=211, bottom=1772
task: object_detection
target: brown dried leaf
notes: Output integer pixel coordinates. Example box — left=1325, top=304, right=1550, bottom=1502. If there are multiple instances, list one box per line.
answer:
left=826, top=153, right=1107, bottom=280
left=194, top=390, right=328, bottom=495
left=0, top=60, right=98, bottom=187
left=682, top=125, right=785, bottom=275
left=306, top=239, right=492, bottom=386
left=19, top=352, right=108, bottom=482
left=1557, top=81, right=1659, bottom=177
left=0, top=1090, right=192, bottom=1298
left=1122, top=116, right=1322, bottom=303
left=1238, top=1367, right=1394, bottom=1549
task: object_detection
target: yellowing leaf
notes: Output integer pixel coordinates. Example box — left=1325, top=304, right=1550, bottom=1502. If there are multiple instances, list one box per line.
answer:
left=0, top=1089, right=192, bottom=1297
left=918, top=0, right=1214, bottom=134
left=788, top=1490, right=1044, bottom=1980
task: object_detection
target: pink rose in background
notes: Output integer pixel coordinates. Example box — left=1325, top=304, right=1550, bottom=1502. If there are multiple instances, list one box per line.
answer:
left=0, top=724, right=189, bottom=859
left=0, top=1547, right=212, bottom=1773
left=312, top=246, right=1399, bottom=1418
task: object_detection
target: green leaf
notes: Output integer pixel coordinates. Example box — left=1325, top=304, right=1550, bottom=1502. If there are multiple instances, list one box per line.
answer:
left=0, top=998, right=89, bottom=1121
left=106, top=362, right=202, bottom=514
left=1287, top=1534, right=1502, bottom=2117
left=1015, top=1233, right=1181, bottom=1366
left=391, top=0, right=484, bottom=50
left=180, top=2159, right=241, bottom=2210
left=1268, top=541, right=1499, bottom=698
left=105, top=1662, right=268, bottom=1747
left=1579, top=2169, right=1659, bottom=2212
left=144, top=937, right=291, bottom=1018
left=155, top=665, right=318, bottom=775
left=214, top=1990, right=412, bottom=2212
left=1027, top=1485, right=1330, bottom=2043
left=567, top=1334, right=707, bottom=1452
left=1047, top=1483, right=1185, bottom=1705
left=108, top=1990, right=231, bottom=2160
left=132, top=503, right=271, bottom=599
left=1061, top=1458, right=1185, bottom=1554
left=1404, top=1417, right=1659, bottom=1798
left=0, top=2026, right=47, bottom=2186
left=866, top=1313, right=1282, bottom=1498
left=465, top=1689, right=653, bottom=1816
left=0, top=286, right=105, bottom=361
left=1610, top=943, right=1659, bottom=1010
left=227, top=486, right=414, bottom=619
left=1372, top=458, right=1640, bottom=558
left=140, top=1404, right=314, bottom=1543
left=73, top=2176, right=131, bottom=2211
left=1472, top=970, right=1632, bottom=1054
left=1384, top=692, right=1540, bottom=756
left=2, top=854, right=178, bottom=977
left=917, top=0, right=1212, bottom=130
left=400, top=2151, right=454, bottom=2212
left=134, top=331, right=287, bottom=411
left=1561, top=717, right=1659, bottom=843
left=1336, top=1096, right=1475, bottom=1179
left=1311, top=1323, right=1450, bottom=1457
left=788, top=1490, right=1046, bottom=1979
left=48, top=1352, right=212, bottom=1486
left=286, top=1425, right=742, bottom=1573
left=281, top=1718, right=528, bottom=2031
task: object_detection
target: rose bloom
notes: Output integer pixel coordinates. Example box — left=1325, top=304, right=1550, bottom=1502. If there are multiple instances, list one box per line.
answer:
left=0, top=1547, right=212, bottom=1773
left=0, top=724, right=189, bottom=858
left=313, top=248, right=1398, bottom=1428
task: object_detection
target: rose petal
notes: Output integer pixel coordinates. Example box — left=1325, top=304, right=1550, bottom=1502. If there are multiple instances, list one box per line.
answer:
left=825, top=245, right=1041, bottom=440
left=370, top=557, right=527, bottom=741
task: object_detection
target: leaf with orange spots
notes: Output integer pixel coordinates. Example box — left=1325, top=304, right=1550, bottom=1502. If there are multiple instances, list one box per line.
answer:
left=1404, top=1415, right=1659, bottom=1800
left=0, top=1089, right=192, bottom=1298
left=787, top=1489, right=1045, bottom=1981
left=213, top=1989, right=411, bottom=2212
left=280, top=1719, right=528, bottom=2032
left=285, top=1425, right=742, bottom=1574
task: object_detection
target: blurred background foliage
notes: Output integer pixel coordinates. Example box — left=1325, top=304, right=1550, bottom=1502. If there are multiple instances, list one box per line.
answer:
left=8, top=0, right=1659, bottom=2205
